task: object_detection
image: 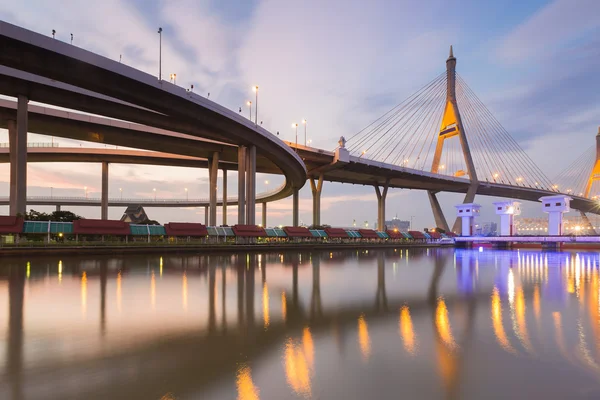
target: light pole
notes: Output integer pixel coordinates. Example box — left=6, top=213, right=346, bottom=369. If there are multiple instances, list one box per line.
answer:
left=185, top=187, right=188, bottom=200
left=265, top=180, right=269, bottom=192
left=292, top=123, right=298, bottom=151
left=247, top=101, right=252, bottom=120
left=252, top=86, right=258, bottom=125
left=410, top=215, right=415, bottom=230
left=52, top=29, right=56, bottom=39
left=157, top=27, right=163, bottom=81
left=50, top=187, right=53, bottom=198
left=70, top=33, right=73, bottom=45
left=84, top=186, right=88, bottom=199
left=119, top=187, right=122, bottom=200
left=153, top=188, right=156, bottom=201
left=302, top=119, right=307, bottom=146
left=170, top=73, right=176, bottom=84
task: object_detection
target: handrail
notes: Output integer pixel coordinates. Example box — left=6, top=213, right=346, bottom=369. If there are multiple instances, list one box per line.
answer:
left=0, top=142, right=60, bottom=148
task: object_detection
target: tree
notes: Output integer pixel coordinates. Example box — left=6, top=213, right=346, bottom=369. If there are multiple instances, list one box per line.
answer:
left=24, top=209, right=83, bottom=222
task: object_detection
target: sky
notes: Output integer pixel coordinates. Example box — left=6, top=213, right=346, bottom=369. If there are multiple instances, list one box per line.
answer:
left=0, top=0, right=599, bottom=228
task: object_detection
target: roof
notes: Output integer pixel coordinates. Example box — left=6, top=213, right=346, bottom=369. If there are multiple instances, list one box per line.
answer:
left=265, top=228, right=287, bottom=238
left=310, top=229, right=327, bottom=238
left=429, top=231, right=442, bottom=239
left=23, top=221, right=73, bottom=234
left=346, top=230, right=361, bottom=238
left=408, top=230, right=426, bottom=239
left=358, top=229, right=379, bottom=239
left=283, top=226, right=313, bottom=238
left=0, top=216, right=23, bottom=234
left=73, top=219, right=130, bottom=235
left=324, top=227, right=349, bottom=238
left=233, top=225, right=267, bottom=237
left=386, top=230, right=404, bottom=239
left=207, top=226, right=235, bottom=236
left=376, top=231, right=389, bottom=239
left=130, top=224, right=166, bottom=236
left=120, top=204, right=150, bottom=224
left=164, top=222, right=208, bottom=237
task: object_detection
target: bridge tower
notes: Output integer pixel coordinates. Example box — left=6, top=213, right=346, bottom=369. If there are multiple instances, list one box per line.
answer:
left=583, top=127, right=600, bottom=198
left=429, top=47, right=479, bottom=234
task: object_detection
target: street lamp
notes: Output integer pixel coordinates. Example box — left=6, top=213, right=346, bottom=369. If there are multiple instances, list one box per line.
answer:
left=153, top=188, right=156, bottom=201
left=158, top=27, right=163, bottom=81
left=84, top=186, right=88, bottom=199
left=292, top=123, right=298, bottom=151
left=252, top=86, right=258, bottom=125
left=265, top=180, right=269, bottom=192
left=247, top=101, right=252, bottom=120
left=70, top=33, right=73, bottom=45
left=170, top=73, right=177, bottom=84
left=119, top=187, right=123, bottom=200
left=410, top=215, right=415, bottom=230
left=185, top=187, right=188, bottom=200
left=50, top=187, right=53, bottom=198
left=52, top=29, right=56, bottom=39
left=302, top=119, right=307, bottom=146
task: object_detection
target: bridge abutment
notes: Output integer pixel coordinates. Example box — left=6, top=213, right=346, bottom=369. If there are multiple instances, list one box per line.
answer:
left=310, top=174, right=324, bottom=227
left=101, top=161, right=109, bottom=220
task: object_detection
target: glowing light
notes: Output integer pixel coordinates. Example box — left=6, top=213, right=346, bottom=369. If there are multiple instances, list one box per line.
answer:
left=435, top=298, right=456, bottom=349
left=81, top=272, right=87, bottom=316
left=252, top=85, right=258, bottom=92
left=491, top=287, right=515, bottom=353
left=493, top=173, right=499, bottom=179
left=399, top=306, right=417, bottom=354
left=262, top=282, right=270, bottom=329
left=159, top=257, right=163, bottom=277
left=58, top=260, right=62, bottom=283
left=292, top=122, right=298, bottom=128
left=26, top=261, right=30, bottom=279
left=284, top=339, right=312, bottom=396
left=236, top=364, right=260, bottom=400
left=246, top=100, right=252, bottom=106
left=281, top=292, right=287, bottom=321
left=303, top=327, right=314, bottom=368
left=182, top=273, right=188, bottom=311
left=357, top=314, right=371, bottom=360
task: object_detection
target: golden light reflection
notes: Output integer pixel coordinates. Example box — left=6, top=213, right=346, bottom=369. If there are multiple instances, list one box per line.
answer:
left=578, top=320, right=599, bottom=371
left=183, top=273, right=188, bottom=311
left=281, top=292, right=287, bottom=321
left=358, top=314, right=372, bottom=360
left=533, top=285, right=541, bottom=322
left=58, top=260, right=62, bottom=283
left=159, top=256, right=163, bottom=277
left=236, top=364, right=260, bottom=400
left=284, top=339, right=312, bottom=396
left=303, top=327, right=315, bottom=368
left=515, top=287, right=534, bottom=354
left=151, top=270, right=156, bottom=310
left=116, top=271, right=122, bottom=313
left=26, top=261, right=30, bottom=279
left=435, top=298, right=456, bottom=349
left=399, top=306, right=417, bottom=355
left=262, top=282, right=270, bottom=329
left=81, top=271, right=87, bottom=316
left=491, top=287, right=515, bottom=353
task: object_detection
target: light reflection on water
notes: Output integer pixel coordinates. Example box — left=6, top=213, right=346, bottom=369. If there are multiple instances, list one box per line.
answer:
left=2, top=249, right=600, bottom=399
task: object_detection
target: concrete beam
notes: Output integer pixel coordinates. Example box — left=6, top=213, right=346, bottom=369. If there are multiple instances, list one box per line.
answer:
left=101, top=161, right=109, bottom=220
left=292, top=188, right=299, bottom=227
left=310, top=174, right=324, bottom=227
left=222, top=169, right=227, bottom=226
left=209, top=152, right=219, bottom=226
left=238, top=146, right=246, bottom=225
left=428, top=190, right=450, bottom=232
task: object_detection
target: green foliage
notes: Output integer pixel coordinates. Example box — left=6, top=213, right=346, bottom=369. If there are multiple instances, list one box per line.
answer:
left=25, top=209, right=84, bottom=222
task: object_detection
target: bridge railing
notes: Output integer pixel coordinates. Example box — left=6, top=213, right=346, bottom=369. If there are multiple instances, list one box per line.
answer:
left=0, top=143, right=60, bottom=148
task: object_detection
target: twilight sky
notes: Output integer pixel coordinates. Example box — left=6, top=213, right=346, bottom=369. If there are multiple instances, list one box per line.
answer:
left=0, top=0, right=599, bottom=228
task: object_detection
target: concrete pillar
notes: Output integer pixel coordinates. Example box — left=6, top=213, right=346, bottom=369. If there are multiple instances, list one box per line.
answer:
left=238, top=146, right=246, bottom=225
left=101, top=161, right=109, bottom=220
left=493, top=200, right=521, bottom=236
left=222, top=169, right=227, bottom=225
left=540, top=195, right=571, bottom=236
left=428, top=190, right=450, bottom=232
left=310, top=174, right=324, bottom=227
left=204, top=205, right=209, bottom=226
left=209, top=152, right=219, bottom=226
left=14, top=96, right=28, bottom=216
left=8, top=120, right=17, bottom=215
left=56, top=205, right=61, bottom=212
left=375, top=179, right=389, bottom=231
left=262, top=202, right=267, bottom=228
left=452, top=184, right=478, bottom=234
left=455, top=203, right=481, bottom=236
left=245, top=145, right=256, bottom=225
left=292, top=188, right=299, bottom=227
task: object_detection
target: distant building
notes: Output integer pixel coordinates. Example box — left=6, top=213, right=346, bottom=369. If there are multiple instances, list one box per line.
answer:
left=515, top=215, right=600, bottom=235
left=121, top=205, right=151, bottom=224
left=481, top=222, right=498, bottom=236
left=385, top=217, right=410, bottom=232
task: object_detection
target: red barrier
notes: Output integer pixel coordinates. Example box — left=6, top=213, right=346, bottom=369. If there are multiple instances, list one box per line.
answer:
left=73, top=219, right=130, bottom=235
left=283, top=226, right=312, bottom=238
left=164, top=222, right=208, bottom=237
left=233, top=225, right=267, bottom=237
left=0, top=216, right=23, bottom=234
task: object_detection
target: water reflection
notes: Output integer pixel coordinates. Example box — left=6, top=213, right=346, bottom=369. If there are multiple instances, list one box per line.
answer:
left=3, top=249, right=600, bottom=399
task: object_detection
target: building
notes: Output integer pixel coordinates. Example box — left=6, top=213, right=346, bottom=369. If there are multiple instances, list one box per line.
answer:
left=121, top=205, right=152, bottom=224
left=515, top=215, right=600, bottom=234
left=385, top=217, right=410, bottom=232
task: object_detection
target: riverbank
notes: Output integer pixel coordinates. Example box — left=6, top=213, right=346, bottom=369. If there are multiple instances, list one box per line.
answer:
left=0, top=241, right=453, bottom=256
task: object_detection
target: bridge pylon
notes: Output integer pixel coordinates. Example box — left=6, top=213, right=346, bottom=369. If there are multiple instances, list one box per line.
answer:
left=584, top=127, right=600, bottom=198
left=430, top=47, right=479, bottom=234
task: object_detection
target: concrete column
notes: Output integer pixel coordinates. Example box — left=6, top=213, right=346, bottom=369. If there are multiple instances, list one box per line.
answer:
left=101, top=161, right=109, bottom=220
left=452, top=183, right=478, bottom=234
left=292, top=188, right=299, bottom=227
left=428, top=190, right=450, bottom=232
left=209, top=152, right=219, bottom=226
left=56, top=205, right=61, bottom=212
left=238, top=146, right=246, bottom=225
left=8, top=120, right=17, bottom=216
left=455, top=203, right=481, bottom=237
left=204, top=205, right=209, bottom=226
left=262, top=202, right=267, bottom=228
left=540, top=195, right=571, bottom=236
left=15, top=96, right=28, bottom=216
left=375, top=179, right=389, bottom=231
left=310, top=174, right=324, bottom=227
left=245, top=145, right=256, bottom=225
left=222, top=169, right=227, bottom=225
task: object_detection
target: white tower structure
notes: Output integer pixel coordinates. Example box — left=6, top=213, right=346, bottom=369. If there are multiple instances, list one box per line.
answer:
left=493, top=200, right=521, bottom=236
left=539, top=195, right=571, bottom=236
left=455, top=203, right=481, bottom=236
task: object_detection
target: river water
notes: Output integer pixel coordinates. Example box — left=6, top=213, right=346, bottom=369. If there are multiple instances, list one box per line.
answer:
left=1, top=248, right=600, bottom=399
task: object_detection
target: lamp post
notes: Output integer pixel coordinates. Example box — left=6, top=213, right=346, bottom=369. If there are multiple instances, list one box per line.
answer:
left=185, top=187, right=188, bottom=201
left=119, top=187, right=122, bottom=200
left=70, top=33, right=73, bottom=45
left=410, top=215, right=415, bottom=230
left=84, top=186, right=88, bottom=199
left=292, top=123, right=298, bottom=151
left=157, top=27, right=163, bottom=81
left=50, top=187, right=53, bottom=198
left=302, top=119, right=307, bottom=146
left=153, top=188, right=156, bottom=201
left=252, top=86, right=258, bottom=125
left=170, top=73, right=176, bottom=84
left=52, top=29, right=56, bottom=39
left=247, top=101, right=252, bottom=121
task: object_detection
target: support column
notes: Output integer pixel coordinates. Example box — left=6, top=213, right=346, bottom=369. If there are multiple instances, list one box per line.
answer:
left=15, top=95, right=28, bottom=216
left=8, top=120, right=17, bottom=216
left=452, top=184, right=478, bottom=234
left=209, top=152, right=219, bottom=226
left=540, top=195, right=571, bottom=236
left=262, top=202, right=267, bottom=228
left=56, top=205, right=61, bottom=212
left=292, top=188, right=299, bottom=227
left=374, top=179, right=389, bottom=231
left=428, top=190, right=450, bottom=232
left=310, top=174, right=324, bottom=227
left=455, top=203, right=481, bottom=236
left=222, top=169, right=227, bottom=225
left=238, top=146, right=246, bottom=225
left=245, top=145, right=256, bottom=225
left=204, top=205, right=209, bottom=226
left=101, top=161, right=109, bottom=220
